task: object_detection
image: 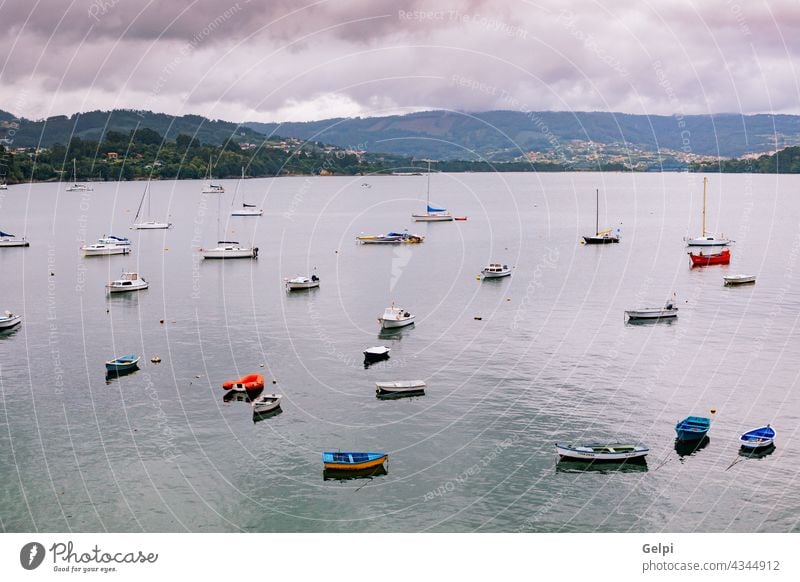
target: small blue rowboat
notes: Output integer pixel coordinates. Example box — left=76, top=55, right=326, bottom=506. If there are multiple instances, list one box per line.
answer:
left=105, top=354, right=140, bottom=373
left=322, top=452, right=387, bottom=471
left=675, top=416, right=711, bottom=441
left=739, top=425, right=775, bottom=449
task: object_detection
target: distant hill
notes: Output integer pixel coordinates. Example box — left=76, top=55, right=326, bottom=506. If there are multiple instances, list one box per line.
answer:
left=0, top=109, right=266, bottom=148
left=246, top=110, right=800, bottom=161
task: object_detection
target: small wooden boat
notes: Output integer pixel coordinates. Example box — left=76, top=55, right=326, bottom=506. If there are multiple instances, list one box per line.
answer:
left=0, top=310, right=22, bottom=329
left=106, top=272, right=149, bottom=293
left=105, top=354, right=140, bottom=372
left=286, top=274, right=320, bottom=290
left=625, top=299, right=678, bottom=321
left=363, top=346, right=391, bottom=363
left=689, top=249, right=730, bottom=266
left=322, top=451, right=388, bottom=471
left=252, top=393, right=282, bottom=414
left=0, top=229, right=29, bottom=247
left=378, top=305, right=415, bottom=329
left=555, top=443, right=649, bottom=462
left=739, top=425, right=775, bottom=449
left=724, top=274, right=756, bottom=286
left=675, top=416, right=711, bottom=441
left=481, top=263, right=511, bottom=278
left=375, top=380, right=426, bottom=395
left=222, top=373, right=265, bottom=392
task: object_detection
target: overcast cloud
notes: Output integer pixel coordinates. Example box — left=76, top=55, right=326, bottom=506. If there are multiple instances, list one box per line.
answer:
left=0, top=0, right=798, bottom=121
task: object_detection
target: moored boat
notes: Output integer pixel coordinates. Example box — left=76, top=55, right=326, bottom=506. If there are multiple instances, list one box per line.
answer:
left=375, top=380, right=426, bottom=395
left=675, top=416, right=711, bottom=441
left=322, top=451, right=388, bottom=471
left=0, top=310, right=22, bottom=330
left=223, top=373, right=265, bottom=392
left=285, top=274, right=320, bottom=290
left=686, top=177, right=730, bottom=246
left=625, top=299, right=678, bottom=321
left=378, top=305, right=415, bottom=329
left=739, top=425, right=775, bottom=449
left=688, top=248, right=730, bottom=267
left=724, top=274, right=756, bottom=286
left=131, top=181, right=172, bottom=229
left=411, top=161, right=454, bottom=222
left=481, top=263, right=511, bottom=278
left=81, top=241, right=131, bottom=256
left=201, top=241, right=258, bottom=259
left=555, top=442, right=649, bottom=462
left=106, top=271, right=148, bottom=293
left=0, top=230, right=29, bottom=247
left=252, top=393, right=282, bottom=414
left=105, top=354, right=140, bottom=372
left=230, top=168, right=263, bottom=216
left=356, top=231, right=424, bottom=244
left=582, top=189, right=620, bottom=244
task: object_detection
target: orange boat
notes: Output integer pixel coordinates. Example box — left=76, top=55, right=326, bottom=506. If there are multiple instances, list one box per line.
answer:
left=222, top=373, right=265, bottom=392
left=689, top=249, right=730, bottom=267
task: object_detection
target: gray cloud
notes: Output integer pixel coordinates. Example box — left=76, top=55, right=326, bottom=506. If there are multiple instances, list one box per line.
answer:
left=1, top=0, right=799, bottom=121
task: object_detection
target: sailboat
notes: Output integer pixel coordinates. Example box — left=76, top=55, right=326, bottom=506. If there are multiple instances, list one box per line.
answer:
left=131, top=180, right=172, bottom=229
left=582, top=189, right=620, bottom=244
left=686, top=177, right=730, bottom=246
left=201, top=156, right=225, bottom=194
left=230, top=167, right=262, bottom=216
left=65, top=159, right=93, bottom=192
left=201, top=180, right=258, bottom=259
left=411, top=161, right=453, bottom=222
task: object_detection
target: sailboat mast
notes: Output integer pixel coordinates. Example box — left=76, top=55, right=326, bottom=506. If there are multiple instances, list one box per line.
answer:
left=595, top=188, right=599, bottom=236
left=702, top=176, right=707, bottom=237
left=426, top=160, right=431, bottom=209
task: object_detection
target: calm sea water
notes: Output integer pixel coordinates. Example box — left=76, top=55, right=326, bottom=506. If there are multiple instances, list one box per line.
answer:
left=1, top=172, right=799, bottom=533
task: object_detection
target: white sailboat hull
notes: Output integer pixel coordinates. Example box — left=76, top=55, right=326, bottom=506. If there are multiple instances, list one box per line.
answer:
left=0, top=239, right=29, bottom=247
left=412, top=213, right=453, bottom=222
left=81, top=245, right=131, bottom=256
left=201, top=246, right=257, bottom=259
left=230, top=209, right=263, bottom=216
left=686, top=237, right=730, bottom=246
left=131, top=221, right=172, bottom=229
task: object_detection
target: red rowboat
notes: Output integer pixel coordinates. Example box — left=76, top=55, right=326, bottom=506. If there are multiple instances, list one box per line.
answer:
left=689, top=249, right=730, bottom=267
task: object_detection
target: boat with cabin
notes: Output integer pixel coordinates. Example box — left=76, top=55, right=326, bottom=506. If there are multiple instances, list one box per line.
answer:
left=131, top=181, right=172, bottom=229
left=81, top=239, right=132, bottom=256
left=378, top=305, right=415, bottom=329
left=286, top=273, right=320, bottom=290
left=582, top=189, right=620, bottom=244
left=106, top=272, right=149, bottom=293
left=481, top=263, right=511, bottom=278
left=412, top=161, right=453, bottom=222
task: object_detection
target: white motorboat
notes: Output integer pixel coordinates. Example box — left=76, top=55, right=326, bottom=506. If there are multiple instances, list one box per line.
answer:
left=131, top=181, right=172, bottom=229
left=252, top=393, right=282, bottom=414
left=286, top=274, right=320, bottom=290
left=0, top=229, right=29, bottom=247
left=81, top=241, right=131, bottom=256
left=481, top=263, right=511, bottom=278
left=412, top=161, right=454, bottom=222
left=65, top=159, right=93, bottom=192
left=230, top=167, right=263, bottom=216
left=625, top=299, right=678, bottom=321
left=202, top=156, right=225, bottom=194
left=0, top=310, right=22, bottom=329
left=375, top=380, right=426, bottom=395
left=686, top=177, right=730, bottom=246
left=724, top=274, right=756, bottom=286
left=556, top=442, right=649, bottom=462
left=201, top=241, right=258, bottom=259
left=0, top=182, right=8, bottom=190
left=106, top=272, right=149, bottom=293
left=378, top=305, right=415, bottom=329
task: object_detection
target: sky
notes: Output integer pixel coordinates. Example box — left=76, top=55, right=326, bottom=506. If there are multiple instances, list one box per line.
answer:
left=1, top=0, right=798, bottom=122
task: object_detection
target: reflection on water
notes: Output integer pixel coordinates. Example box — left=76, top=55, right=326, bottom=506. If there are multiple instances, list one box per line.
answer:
left=376, top=391, right=425, bottom=401
left=556, top=459, right=649, bottom=474
left=378, top=324, right=414, bottom=340
left=253, top=408, right=283, bottom=423
left=624, top=317, right=676, bottom=327
left=105, top=366, right=139, bottom=384
left=738, top=444, right=776, bottom=459
left=675, top=436, right=710, bottom=459
left=323, top=465, right=388, bottom=481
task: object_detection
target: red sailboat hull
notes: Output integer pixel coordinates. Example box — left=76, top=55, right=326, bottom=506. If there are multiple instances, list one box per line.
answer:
left=689, top=249, right=730, bottom=266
